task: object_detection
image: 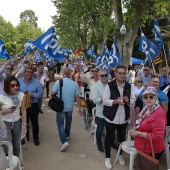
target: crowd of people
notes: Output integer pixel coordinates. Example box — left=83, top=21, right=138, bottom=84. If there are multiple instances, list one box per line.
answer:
left=0, top=58, right=169, bottom=169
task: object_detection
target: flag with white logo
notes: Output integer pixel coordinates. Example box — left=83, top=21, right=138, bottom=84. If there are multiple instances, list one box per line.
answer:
left=0, top=39, right=10, bottom=60
left=139, top=29, right=161, bottom=64
left=153, top=20, right=164, bottom=49
left=32, top=27, right=65, bottom=63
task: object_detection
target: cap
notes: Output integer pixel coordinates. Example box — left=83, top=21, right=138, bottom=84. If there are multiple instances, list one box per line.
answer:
left=140, top=63, right=144, bottom=66
left=142, top=86, right=157, bottom=96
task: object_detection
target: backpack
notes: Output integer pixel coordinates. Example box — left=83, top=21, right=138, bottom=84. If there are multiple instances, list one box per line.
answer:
left=48, top=79, right=64, bottom=112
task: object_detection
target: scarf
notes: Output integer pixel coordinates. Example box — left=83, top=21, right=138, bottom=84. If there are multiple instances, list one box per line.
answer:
left=1, top=91, right=20, bottom=106
left=135, top=102, right=159, bottom=130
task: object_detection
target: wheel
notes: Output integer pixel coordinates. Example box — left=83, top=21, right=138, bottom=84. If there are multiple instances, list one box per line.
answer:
left=82, top=107, right=89, bottom=129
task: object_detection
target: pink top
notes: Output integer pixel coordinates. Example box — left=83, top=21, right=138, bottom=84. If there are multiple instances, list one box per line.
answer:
left=134, top=106, right=167, bottom=154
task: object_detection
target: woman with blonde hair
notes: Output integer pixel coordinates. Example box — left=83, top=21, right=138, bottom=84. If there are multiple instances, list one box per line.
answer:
left=132, top=77, right=145, bottom=98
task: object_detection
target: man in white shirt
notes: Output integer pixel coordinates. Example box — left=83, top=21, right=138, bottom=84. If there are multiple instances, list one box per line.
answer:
left=103, top=65, right=131, bottom=169
left=35, top=62, right=46, bottom=114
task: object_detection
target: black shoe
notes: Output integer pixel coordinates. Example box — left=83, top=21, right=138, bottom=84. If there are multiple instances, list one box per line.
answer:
left=111, top=143, right=118, bottom=150
left=34, top=139, right=40, bottom=146
left=21, top=139, right=25, bottom=145
left=40, top=110, right=44, bottom=114
left=21, top=138, right=29, bottom=145
left=98, top=145, right=104, bottom=152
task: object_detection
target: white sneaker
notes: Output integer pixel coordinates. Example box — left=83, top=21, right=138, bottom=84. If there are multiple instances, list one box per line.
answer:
left=60, top=142, right=69, bottom=152
left=105, top=158, right=112, bottom=169
left=118, top=155, right=125, bottom=166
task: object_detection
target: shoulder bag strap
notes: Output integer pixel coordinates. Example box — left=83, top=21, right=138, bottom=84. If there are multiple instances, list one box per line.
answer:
left=59, top=79, right=63, bottom=100
left=149, top=134, right=155, bottom=158
left=142, top=134, right=155, bottom=158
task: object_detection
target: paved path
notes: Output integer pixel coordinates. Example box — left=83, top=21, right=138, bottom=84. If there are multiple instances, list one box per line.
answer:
left=21, top=81, right=167, bottom=170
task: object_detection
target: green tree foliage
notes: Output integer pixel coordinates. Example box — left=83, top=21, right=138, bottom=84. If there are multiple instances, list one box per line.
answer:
left=52, top=0, right=170, bottom=64
left=0, top=14, right=43, bottom=56
left=20, top=9, right=38, bottom=27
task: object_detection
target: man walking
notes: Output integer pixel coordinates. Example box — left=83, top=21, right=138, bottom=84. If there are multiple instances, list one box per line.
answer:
left=51, top=67, right=82, bottom=152
left=103, top=65, right=131, bottom=169
left=92, top=69, right=108, bottom=152
left=18, top=67, right=43, bottom=146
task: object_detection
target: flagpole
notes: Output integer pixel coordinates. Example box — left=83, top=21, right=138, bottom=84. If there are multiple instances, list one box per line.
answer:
left=163, top=45, right=168, bottom=66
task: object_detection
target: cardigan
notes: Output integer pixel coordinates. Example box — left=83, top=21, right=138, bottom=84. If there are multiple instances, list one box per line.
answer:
left=134, top=106, right=167, bottom=154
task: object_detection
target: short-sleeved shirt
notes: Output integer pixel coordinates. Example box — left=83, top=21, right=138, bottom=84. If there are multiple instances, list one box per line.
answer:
left=0, top=92, right=24, bottom=122
left=52, top=77, right=79, bottom=112
left=138, top=88, right=168, bottom=106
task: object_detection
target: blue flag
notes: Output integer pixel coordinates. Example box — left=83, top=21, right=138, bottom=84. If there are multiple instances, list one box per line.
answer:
left=86, top=45, right=95, bottom=56
left=0, top=39, right=10, bottom=60
left=153, top=20, right=164, bottom=49
left=108, top=37, right=122, bottom=69
left=33, top=50, right=44, bottom=62
left=32, top=27, right=65, bottom=63
left=139, top=29, right=161, bottom=64
left=23, top=40, right=37, bottom=56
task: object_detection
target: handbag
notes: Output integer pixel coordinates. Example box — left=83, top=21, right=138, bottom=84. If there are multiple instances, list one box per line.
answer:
left=134, top=134, right=159, bottom=170
left=48, top=79, right=64, bottom=112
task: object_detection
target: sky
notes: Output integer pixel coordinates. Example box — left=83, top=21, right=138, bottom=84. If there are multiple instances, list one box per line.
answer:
left=0, top=0, right=56, bottom=31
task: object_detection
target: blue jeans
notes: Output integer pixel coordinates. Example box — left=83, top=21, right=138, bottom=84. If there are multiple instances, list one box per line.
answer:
left=56, top=111, right=72, bottom=144
left=96, top=117, right=105, bottom=146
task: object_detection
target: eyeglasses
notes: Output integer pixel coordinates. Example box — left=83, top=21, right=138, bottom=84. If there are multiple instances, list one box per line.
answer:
left=99, top=74, right=107, bottom=78
left=32, top=64, right=36, bottom=66
left=117, top=72, right=126, bottom=75
left=143, top=69, right=148, bottom=71
left=137, top=81, right=143, bottom=83
left=10, top=84, right=19, bottom=88
left=143, top=95, right=154, bottom=100
left=92, top=70, right=98, bottom=72
left=6, top=68, right=12, bottom=70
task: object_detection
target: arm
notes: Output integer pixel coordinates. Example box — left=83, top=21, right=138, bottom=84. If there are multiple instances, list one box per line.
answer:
left=76, top=95, right=82, bottom=115
left=162, top=102, right=168, bottom=114
left=31, top=81, right=43, bottom=99
left=92, top=85, right=102, bottom=104
left=103, top=85, right=124, bottom=106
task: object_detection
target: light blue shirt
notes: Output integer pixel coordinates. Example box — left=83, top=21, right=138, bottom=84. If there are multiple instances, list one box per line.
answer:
left=92, top=80, right=106, bottom=119
left=52, top=77, right=79, bottom=112
left=142, top=74, right=152, bottom=86
left=18, top=77, right=43, bottom=103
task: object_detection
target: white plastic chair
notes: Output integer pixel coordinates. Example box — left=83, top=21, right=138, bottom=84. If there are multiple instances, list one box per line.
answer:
left=114, top=134, right=137, bottom=170
left=20, top=121, right=29, bottom=161
left=165, top=126, right=170, bottom=169
left=89, top=107, right=97, bottom=145
left=2, top=141, right=22, bottom=170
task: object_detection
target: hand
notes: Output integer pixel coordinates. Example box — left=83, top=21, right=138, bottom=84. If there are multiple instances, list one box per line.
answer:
left=5, top=60, right=12, bottom=66
left=23, top=125, right=27, bottom=134
left=4, top=108, right=16, bottom=114
left=114, top=97, right=125, bottom=105
left=29, top=94, right=34, bottom=99
left=123, top=96, right=129, bottom=103
left=78, top=108, right=82, bottom=116
left=135, top=107, right=140, bottom=113
left=129, top=130, right=140, bottom=137
left=100, top=98, right=103, bottom=103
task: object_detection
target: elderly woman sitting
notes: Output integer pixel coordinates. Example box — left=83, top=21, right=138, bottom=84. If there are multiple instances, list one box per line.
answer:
left=129, top=86, right=167, bottom=160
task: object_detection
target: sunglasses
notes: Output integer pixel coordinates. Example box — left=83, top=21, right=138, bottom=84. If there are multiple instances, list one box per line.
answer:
left=89, top=67, right=94, bottom=69
left=144, top=69, right=148, bottom=71
left=137, top=81, right=143, bottom=83
left=143, top=95, right=154, bottom=100
left=99, top=74, right=107, bottom=78
left=32, top=64, right=36, bottom=66
left=6, top=68, right=12, bottom=70
left=92, top=70, right=98, bottom=73
left=10, top=84, right=19, bottom=88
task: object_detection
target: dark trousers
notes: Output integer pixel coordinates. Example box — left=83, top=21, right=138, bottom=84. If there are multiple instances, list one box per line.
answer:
left=26, top=103, right=39, bottom=141
left=46, top=81, right=50, bottom=97
left=96, top=117, right=105, bottom=146
left=104, top=121, right=127, bottom=158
